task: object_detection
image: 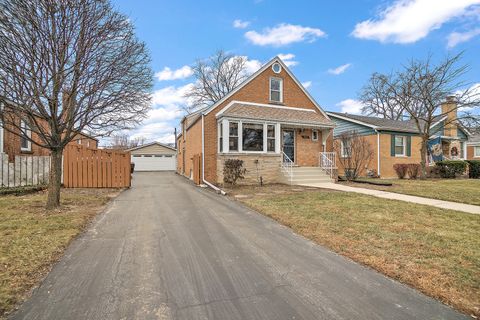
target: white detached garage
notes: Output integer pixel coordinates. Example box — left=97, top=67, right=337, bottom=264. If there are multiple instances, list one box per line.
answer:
left=128, top=142, right=177, bottom=171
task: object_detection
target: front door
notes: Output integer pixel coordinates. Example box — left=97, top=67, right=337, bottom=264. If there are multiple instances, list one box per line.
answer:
left=282, top=129, right=295, bottom=163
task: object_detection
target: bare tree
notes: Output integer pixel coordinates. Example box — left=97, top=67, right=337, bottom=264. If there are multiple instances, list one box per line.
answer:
left=334, top=131, right=373, bottom=181
left=0, top=0, right=153, bottom=208
left=359, top=53, right=479, bottom=177
left=360, top=73, right=407, bottom=120
left=184, top=50, right=250, bottom=112
left=109, top=134, right=146, bottom=149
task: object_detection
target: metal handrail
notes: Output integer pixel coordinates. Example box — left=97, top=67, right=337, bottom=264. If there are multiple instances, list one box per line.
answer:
left=281, top=151, right=294, bottom=184
left=319, top=152, right=336, bottom=180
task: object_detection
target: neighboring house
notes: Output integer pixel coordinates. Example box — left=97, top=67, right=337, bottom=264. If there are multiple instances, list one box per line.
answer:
left=176, top=56, right=336, bottom=186
left=128, top=142, right=176, bottom=172
left=327, top=98, right=470, bottom=178
left=0, top=100, right=98, bottom=161
left=467, top=133, right=480, bottom=160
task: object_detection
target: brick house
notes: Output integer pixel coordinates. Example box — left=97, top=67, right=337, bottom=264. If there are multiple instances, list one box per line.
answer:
left=176, top=57, right=336, bottom=186
left=0, top=101, right=98, bottom=162
left=327, top=97, right=472, bottom=178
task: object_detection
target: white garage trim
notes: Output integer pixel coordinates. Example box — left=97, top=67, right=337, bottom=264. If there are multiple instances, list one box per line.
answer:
left=128, top=142, right=177, bottom=172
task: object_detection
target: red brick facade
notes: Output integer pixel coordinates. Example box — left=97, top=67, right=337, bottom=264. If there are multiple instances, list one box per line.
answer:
left=177, top=58, right=334, bottom=185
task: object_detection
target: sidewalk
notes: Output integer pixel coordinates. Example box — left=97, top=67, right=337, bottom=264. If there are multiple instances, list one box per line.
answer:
left=300, top=182, right=480, bottom=215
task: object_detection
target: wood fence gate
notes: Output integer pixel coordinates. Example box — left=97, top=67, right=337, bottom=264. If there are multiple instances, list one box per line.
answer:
left=63, top=145, right=131, bottom=188
left=192, top=153, right=202, bottom=185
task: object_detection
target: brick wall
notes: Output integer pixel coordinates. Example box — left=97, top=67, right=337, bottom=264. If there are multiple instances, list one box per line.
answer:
left=295, top=129, right=323, bottom=166
left=467, top=145, right=479, bottom=160
left=179, top=119, right=202, bottom=179
left=217, top=153, right=282, bottom=185
left=335, top=134, right=378, bottom=178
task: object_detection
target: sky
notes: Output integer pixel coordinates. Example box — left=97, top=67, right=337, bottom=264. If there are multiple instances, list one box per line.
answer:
left=111, top=0, right=480, bottom=144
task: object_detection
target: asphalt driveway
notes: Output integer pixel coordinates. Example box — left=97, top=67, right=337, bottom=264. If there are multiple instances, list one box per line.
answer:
left=12, top=172, right=466, bottom=320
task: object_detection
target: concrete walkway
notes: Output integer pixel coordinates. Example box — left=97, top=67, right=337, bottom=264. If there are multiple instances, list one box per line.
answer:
left=300, top=182, right=480, bottom=215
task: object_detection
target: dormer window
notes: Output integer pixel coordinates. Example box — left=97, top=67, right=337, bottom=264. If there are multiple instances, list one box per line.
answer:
left=270, top=77, right=283, bottom=103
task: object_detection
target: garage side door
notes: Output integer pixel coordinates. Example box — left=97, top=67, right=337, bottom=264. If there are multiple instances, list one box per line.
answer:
left=131, top=154, right=176, bottom=171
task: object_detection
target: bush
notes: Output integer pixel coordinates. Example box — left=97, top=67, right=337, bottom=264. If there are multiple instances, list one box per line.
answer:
left=223, top=159, right=246, bottom=185
left=435, top=160, right=467, bottom=178
left=467, top=160, right=480, bottom=179
left=393, top=164, right=408, bottom=179
left=407, top=163, right=421, bottom=179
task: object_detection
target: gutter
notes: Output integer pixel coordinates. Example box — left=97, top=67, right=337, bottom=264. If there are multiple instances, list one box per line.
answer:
left=375, top=130, right=381, bottom=176
left=201, top=115, right=227, bottom=195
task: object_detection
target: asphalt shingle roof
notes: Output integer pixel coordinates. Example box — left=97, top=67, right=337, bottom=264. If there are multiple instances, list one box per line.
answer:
left=327, top=112, right=445, bottom=133
left=220, top=103, right=334, bottom=127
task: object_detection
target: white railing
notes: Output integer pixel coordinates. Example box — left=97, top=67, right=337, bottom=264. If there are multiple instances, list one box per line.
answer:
left=319, top=152, right=336, bottom=180
left=281, top=152, right=294, bottom=184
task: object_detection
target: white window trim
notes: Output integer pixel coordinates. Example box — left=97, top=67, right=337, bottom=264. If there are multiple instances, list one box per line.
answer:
left=20, top=120, right=32, bottom=152
left=269, top=77, right=283, bottom=103
left=229, top=121, right=239, bottom=152
left=474, top=146, right=480, bottom=158
left=218, top=119, right=280, bottom=154
left=394, top=135, right=407, bottom=157
left=340, top=140, right=351, bottom=158
left=312, top=129, right=318, bottom=141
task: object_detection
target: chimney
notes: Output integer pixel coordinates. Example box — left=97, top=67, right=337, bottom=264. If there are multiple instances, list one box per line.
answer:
left=441, top=95, right=457, bottom=137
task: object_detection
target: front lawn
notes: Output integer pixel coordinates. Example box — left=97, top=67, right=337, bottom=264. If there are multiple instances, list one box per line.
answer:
left=0, top=188, right=119, bottom=319
left=229, top=185, right=480, bottom=317
left=343, top=178, right=480, bottom=206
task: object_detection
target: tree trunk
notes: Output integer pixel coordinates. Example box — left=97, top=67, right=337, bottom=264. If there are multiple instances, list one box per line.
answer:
left=420, top=138, right=428, bottom=179
left=46, top=149, right=63, bottom=209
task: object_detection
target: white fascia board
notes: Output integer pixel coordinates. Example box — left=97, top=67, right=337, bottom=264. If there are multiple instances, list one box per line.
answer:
left=326, top=112, right=378, bottom=129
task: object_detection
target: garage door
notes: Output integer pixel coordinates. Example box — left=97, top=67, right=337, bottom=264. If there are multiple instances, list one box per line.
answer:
left=131, top=154, right=176, bottom=171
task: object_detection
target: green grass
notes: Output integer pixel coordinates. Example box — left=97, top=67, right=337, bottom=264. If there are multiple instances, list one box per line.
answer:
left=230, top=185, right=480, bottom=317
left=0, top=188, right=119, bottom=319
left=348, top=178, right=480, bottom=206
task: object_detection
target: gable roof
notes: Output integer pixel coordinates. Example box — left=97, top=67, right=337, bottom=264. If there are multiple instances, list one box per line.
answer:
left=127, top=141, right=176, bottom=152
left=467, top=133, right=480, bottom=144
left=202, top=56, right=331, bottom=120
left=217, top=101, right=334, bottom=127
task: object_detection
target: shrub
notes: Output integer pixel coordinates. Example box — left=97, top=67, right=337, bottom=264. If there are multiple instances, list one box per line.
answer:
left=223, top=159, right=246, bottom=185
left=467, top=160, right=480, bottom=179
left=435, top=160, right=467, bottom=178
left=406, top=163, right=421, bottom=179
left=393, top=164, right=408, bottom=179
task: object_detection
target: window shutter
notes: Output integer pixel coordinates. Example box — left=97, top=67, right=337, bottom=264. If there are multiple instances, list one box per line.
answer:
left=390, top=134, right=395, bottom=156
left=406, top=136, right=411, bottom=157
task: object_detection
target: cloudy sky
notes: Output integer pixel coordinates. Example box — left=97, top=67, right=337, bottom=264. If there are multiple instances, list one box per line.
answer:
left=111, top=0, right=480, bottom=144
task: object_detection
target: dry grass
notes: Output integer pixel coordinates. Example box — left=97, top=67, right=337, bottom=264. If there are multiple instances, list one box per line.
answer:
left=229, top=184, right=480, bottom=317
left=0, top=188, right=120, bottom=319
left=342, top=178, right=480, bottom=206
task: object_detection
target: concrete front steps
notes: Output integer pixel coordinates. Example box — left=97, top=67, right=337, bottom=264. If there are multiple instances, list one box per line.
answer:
left=281, top=166, right=334, bottom=185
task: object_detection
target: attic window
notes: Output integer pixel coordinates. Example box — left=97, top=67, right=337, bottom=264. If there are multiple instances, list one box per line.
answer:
left=272, top=62, right=282, bottom=73
left=270, top=77, right=283, bottom=103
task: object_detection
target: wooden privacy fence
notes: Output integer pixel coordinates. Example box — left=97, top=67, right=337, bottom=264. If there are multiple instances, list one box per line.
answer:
left=63, top=145, right=131, bottom=188
left=1, top=153, right=51, bottom=187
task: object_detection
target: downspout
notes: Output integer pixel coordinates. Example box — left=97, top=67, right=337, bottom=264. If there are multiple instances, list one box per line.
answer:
left=201, top=115, right=226, bottom=195
left=375, top=130, right=381, bottom=176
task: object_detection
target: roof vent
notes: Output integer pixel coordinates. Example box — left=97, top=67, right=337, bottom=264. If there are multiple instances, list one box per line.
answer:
left=272, top=62, right=282, bottom=74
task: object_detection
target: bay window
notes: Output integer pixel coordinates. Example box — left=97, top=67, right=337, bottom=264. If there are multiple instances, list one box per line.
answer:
left=242, top=123, right=263, bottom=151
left=267, top=125, right=275, bottom=152
left=219, top=120, right=279, bottom=153
left=229, top=122, right=238, bottom=151
left=475, top=146, right=480, bottom=158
